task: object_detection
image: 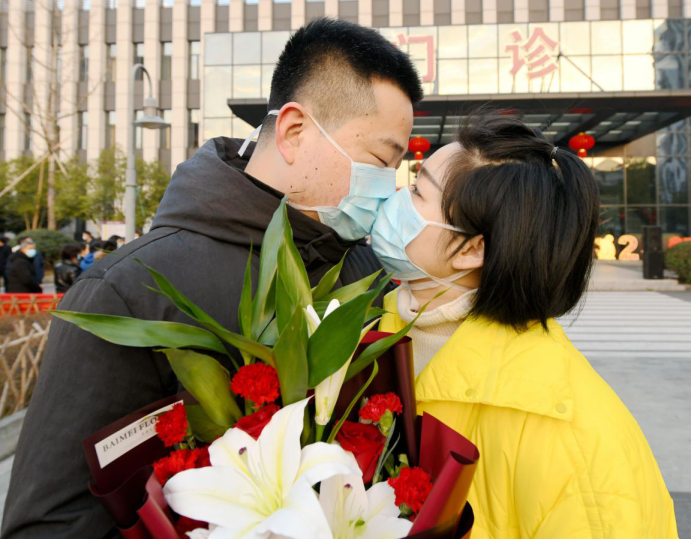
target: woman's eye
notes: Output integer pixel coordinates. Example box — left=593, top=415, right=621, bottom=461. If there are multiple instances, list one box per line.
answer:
left=411, top=184, right=421, bottom=196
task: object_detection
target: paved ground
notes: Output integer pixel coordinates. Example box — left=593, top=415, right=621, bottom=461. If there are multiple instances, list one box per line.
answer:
left=559, top=291, right=691, bottom=538
left=0, top=290, right=689, bottom=536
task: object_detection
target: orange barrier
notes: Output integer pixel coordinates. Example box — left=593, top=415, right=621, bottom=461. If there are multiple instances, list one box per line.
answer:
left=0, top=293, right=64, bottom=317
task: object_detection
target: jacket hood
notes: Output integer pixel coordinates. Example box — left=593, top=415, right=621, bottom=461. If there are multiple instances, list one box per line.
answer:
left=152, top=137, right=359, bottom=267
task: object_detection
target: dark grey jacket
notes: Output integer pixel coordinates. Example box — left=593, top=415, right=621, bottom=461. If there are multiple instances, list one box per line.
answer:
left=2, top=138, right=389, bottom=538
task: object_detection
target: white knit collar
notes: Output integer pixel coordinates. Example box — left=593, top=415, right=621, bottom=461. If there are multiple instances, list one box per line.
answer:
left=397, top=286, right=477, bottom=329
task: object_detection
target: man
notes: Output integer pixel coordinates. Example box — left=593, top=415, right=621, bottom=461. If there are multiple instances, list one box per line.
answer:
left=2, top=18, right=422, bottom=538
left=0, top=236, right=11, bottom=291
left=14, top=235, right=45, bottom=287
left=5, top=239, right=42, bottom=293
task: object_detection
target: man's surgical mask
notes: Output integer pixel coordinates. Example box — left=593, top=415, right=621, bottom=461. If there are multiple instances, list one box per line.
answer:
left=370, top=187, right=473, bottom=291
left=239, top=110, right=397, bottom=242
left=25, top=248, right=37, bottom=259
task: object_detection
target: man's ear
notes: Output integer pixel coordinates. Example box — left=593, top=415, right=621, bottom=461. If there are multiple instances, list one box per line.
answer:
left=450, top=234, right=484, bottom=271
left=274, top=102, right=306, bottom=165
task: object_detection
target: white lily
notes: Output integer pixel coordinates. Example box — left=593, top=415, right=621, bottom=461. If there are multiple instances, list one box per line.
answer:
left=163, top=398, right=361, bottom=539
left=319, top=474, right=413, bottom=539
left=306, top=301, right=379, bottom=429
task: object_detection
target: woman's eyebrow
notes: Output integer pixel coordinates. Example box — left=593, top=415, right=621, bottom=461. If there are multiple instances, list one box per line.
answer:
left=419, top=166, right=442, bottom=191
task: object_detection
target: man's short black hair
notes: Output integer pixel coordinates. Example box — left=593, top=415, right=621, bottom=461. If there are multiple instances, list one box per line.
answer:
left=62, top=244, right=81, bottom=262
left=261, top=18, right=423, bottom=139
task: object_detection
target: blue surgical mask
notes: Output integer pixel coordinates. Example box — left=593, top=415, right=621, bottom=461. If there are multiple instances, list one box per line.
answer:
left=238, top=110, right=397, bottom=241
left=25, top=248, right=37, bottom=259
left=370, top=187, right=473, bottom=291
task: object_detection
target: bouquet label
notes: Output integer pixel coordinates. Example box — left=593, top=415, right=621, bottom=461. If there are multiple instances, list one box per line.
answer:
left=95, top=400, right=184, bottom=468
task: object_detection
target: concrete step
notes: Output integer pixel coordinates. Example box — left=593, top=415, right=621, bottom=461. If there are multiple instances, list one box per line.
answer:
left=590, top=279, right=687, bottom=292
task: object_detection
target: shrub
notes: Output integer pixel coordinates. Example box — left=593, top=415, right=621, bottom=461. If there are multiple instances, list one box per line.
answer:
left=13, top=229, right=75, bottom=267
left=664, top=241, right=691, bottom=284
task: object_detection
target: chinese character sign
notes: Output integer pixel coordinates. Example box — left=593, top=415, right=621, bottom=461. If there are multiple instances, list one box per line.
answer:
left=506, top=27, right=560, bottom=91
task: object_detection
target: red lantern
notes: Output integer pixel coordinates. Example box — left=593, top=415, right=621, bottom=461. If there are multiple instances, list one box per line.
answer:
left=414, top=151, right=424, bottom=160
left=408, top=136, right=431, bottom=154
left=569, top=132, right=595, bottom=158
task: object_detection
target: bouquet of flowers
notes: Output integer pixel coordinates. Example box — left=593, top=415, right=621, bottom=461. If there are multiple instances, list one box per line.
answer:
left=58, top=199, right=479, bottom=539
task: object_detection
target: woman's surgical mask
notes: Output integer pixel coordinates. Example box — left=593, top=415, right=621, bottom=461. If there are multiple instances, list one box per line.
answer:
left=370, top=187, right=473, bottom=291
left=239, top=110, right=396, bottom=242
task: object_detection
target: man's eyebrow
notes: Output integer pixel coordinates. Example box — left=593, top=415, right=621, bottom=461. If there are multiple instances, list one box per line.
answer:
left=379, top=137, right=406, bottom=156
left=419, top=166, right=442, bottom=191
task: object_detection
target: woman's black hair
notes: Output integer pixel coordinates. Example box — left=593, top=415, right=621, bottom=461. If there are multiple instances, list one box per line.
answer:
left=61, top=244, right=81, bottom=262
left=442, top=110, right=600, bottom=332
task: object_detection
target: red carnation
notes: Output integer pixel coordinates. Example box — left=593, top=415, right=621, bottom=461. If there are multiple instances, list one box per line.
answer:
left=154, top=446, right=210, bottom=486
left=175, top=516, right=207, bottom=538
left=336, top=421, right=386, bottom=484
left=231, top=363, right=280, bottom=408
left=155, top=403, right=189, bottom=447
left=234, top=403, right=281, bottom=439
left=359, top=393, right=403, bottom=423
left=388, top=466, right=433, bottom=517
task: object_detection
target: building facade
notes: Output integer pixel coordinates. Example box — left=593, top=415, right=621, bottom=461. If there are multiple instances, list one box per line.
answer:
left=0, top=0, right=690, bottom=248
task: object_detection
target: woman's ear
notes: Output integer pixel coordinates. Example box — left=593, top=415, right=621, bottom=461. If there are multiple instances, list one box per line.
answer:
left=451, top=234, right=484, bottom=271
left=274, top=102, right=306, bottom=165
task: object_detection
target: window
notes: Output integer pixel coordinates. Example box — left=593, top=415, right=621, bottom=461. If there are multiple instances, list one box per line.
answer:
left=162, top=0, right=174, bottom=6
left=160, top=109, right=173, bottom=149
left=106, top=111, right=116, bottom=148
left=107, top=44, right=117, bottom=82
left=161, top=42, right=173, bottom=80
left=26, top=47, right=34, bottom=83
left=188, top=109, right=200, bottom=149
left=135, top=0, right=146, bottom=6
left=0, top=48, right=6, bottom=83
left=0, top=114, right=5, bottom=153
left=189, top=41, right=200, bottom=80
left=134, top=43, right=145, bottom=81
left=81, top=0, right=90, bottom=9
left=190, top=0, right=202, bottom=5
left=24, top=113, right=32, bottom=152
left=78, top=112, right=88, bottom=150
left=79, top=45, right=89, bottom=82
left=107, top=0, right=117, bottom=8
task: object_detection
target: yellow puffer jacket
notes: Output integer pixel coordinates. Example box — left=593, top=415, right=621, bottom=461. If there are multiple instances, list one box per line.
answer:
left=380, top=291, right=677, bottom=539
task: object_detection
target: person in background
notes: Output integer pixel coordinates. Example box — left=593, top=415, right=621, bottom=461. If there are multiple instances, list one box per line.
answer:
left=6, top=239, right=42, bottom=293
left=82, top=231, right=95, bottom=246
left=79, top=241, right=99, bottom=271
left=54, top=245, right=82, bottom=294
left=0, top=236, right=11, bottom=291
left=79, top=242, right=90, bottom=263
left=107, top=235, right=125, bottom=249
left=15, top=235, right=44, bottom=286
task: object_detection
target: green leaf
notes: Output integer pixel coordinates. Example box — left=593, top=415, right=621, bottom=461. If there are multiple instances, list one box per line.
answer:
left=311, top=252, right=347, bottom=301
left=238, top=246, right=254, bottom=365
left=136, top=259, right=275, bottom=367
left=258, top=319, right=278, bottom=346
left=345, top=290, right=448, bottom=381
left=186, top=404, right=227, bottom=443
left=326, top=360, right=379, bottom=444
left=161, top=349, right=242, bottom=427
left=307, top=275, right=390, bottom=388
left=251, top=199, right=286, bottom=340
left=273, top=307, right=309, bottom=405
left=53, top=311, right=229, bottom=355
left=239, top=246, right=254, bottom=338
left=322, top=269, right=382, bottom=305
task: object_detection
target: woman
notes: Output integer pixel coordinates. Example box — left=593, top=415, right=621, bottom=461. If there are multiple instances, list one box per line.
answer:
left=372, top=113, right=677, bottom=538
left=54, top=245, right=82, bottom=293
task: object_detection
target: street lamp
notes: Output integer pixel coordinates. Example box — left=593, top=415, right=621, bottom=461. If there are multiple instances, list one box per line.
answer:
left=125, top=64, right=169, bottom=243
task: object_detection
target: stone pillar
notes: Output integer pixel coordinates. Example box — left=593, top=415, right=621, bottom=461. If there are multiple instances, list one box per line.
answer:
left=115, top=0, right=134, bottom=153
left=170, top=0, right=188, bottom=170
left=420, top=0, right=435, bottom=25
left=5, top=1, right=27, bottom=159
left=451, top=0, right=466, bottom=24
left=59, top=0, right=80, bottom=159
left=87, top=0, right=107, bottom=162
left=292, top=0, right=306, bottom=29
left=389, top=0, right=403, bottom=26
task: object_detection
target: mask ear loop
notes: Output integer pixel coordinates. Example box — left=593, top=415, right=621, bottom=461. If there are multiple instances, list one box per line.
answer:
left=237, top=110, right=281, bottom=157
left=306, top=113, right=354, bottom=164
